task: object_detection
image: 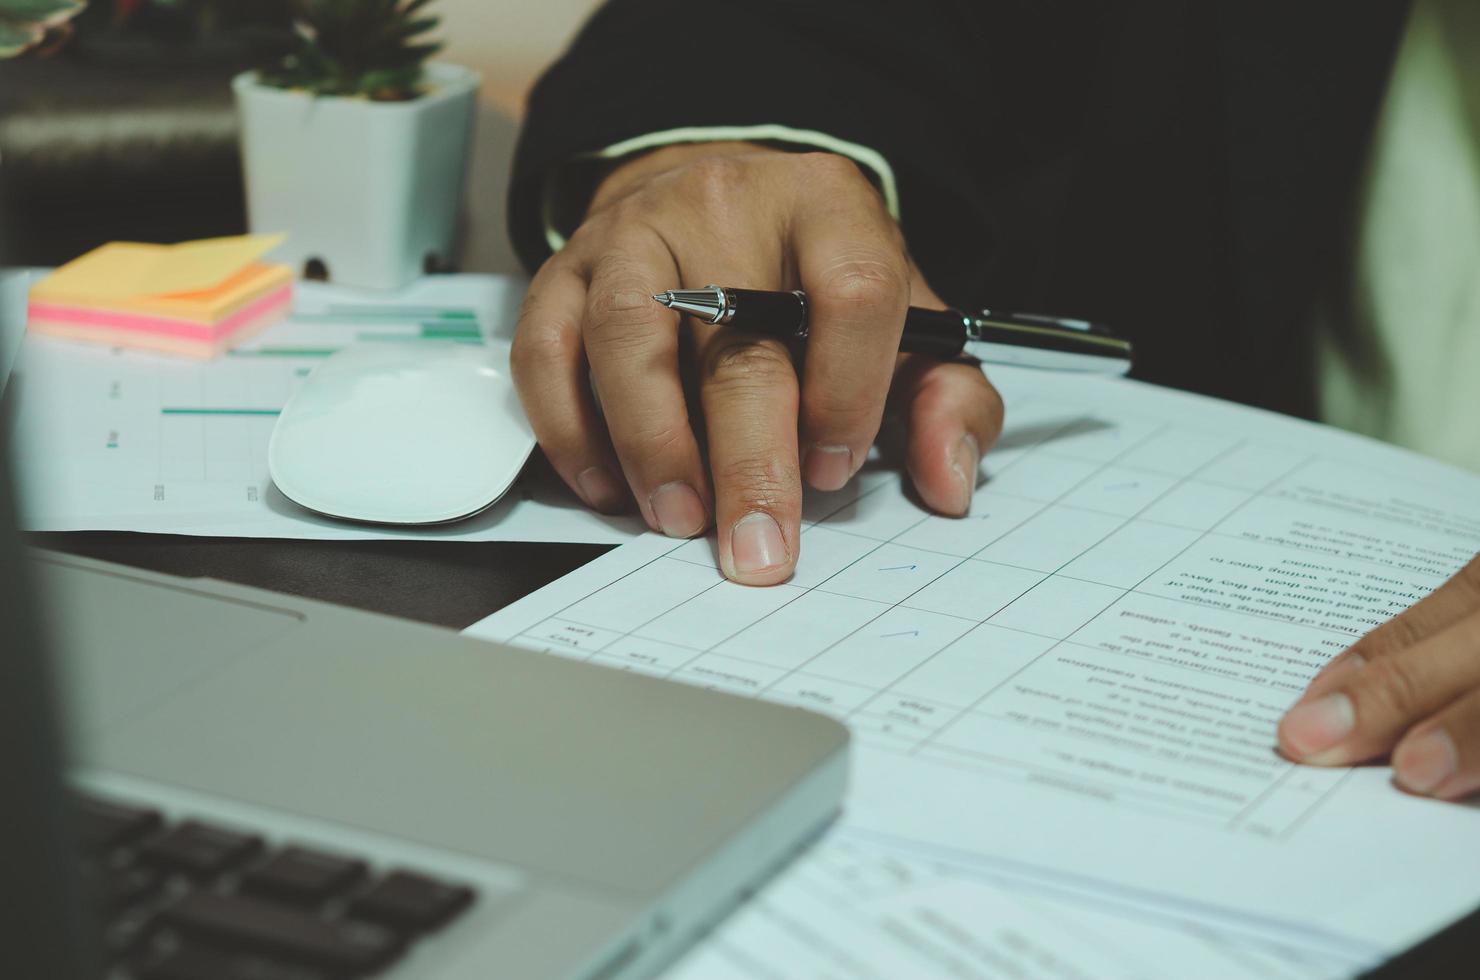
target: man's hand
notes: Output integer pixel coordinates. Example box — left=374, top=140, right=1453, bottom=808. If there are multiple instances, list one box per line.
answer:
left=511, top=143, right=1003, bottom=585
left=1279, top=553, right=1480, bottom=800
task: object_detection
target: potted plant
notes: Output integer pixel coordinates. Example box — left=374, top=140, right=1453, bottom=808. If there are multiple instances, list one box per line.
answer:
left=0, top=0, right=86, bottom=57
left=232, top=0, right=478, bottom=290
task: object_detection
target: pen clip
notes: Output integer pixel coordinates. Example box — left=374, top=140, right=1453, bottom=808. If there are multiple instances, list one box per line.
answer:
left=964, top=310, right=1134, bottom=375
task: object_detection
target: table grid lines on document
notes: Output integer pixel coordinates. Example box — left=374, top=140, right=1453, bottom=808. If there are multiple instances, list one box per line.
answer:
left=510, top=403, right=1393, bottom=838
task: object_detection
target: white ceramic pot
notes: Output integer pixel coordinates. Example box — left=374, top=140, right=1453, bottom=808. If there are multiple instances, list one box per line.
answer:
left=233, top=63, right=479, bottom=290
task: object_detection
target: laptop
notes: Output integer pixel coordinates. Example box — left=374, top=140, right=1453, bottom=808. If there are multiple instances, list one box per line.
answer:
left=0, top=438, right=848, bottom=979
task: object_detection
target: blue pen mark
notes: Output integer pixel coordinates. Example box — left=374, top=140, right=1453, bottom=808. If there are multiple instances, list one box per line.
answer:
left=880, top=630, right=920, bottom=639
left=1105, top=481, right=1141, bottom=491
left=879, top=564, right=917, bottom=572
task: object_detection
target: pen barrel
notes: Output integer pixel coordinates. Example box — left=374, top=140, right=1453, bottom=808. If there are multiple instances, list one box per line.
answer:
left=900, top=307, right=970, bottom=358
left=723, top=288, right=808, bottom=339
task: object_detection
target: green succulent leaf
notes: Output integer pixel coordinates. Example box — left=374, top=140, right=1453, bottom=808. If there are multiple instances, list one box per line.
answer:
left=0, top=0, right=84, bottom=59
left=0, top=20, right=42, bottom=57
left=259, top=0, right=442, bottom=100
left=0, top=0, right=85, bottom=19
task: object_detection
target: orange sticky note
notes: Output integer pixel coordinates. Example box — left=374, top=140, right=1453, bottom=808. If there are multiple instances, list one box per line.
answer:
left=27, top=235, right=294, bottom=358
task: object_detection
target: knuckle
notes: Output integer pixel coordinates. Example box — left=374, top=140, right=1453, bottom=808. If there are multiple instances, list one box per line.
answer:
left=609, top=417, right=689, bottom=471
left=813, top=254, right=909, bottom=313
left=1457, top=555, right=1480, bottom=594
left=1361, top=613, right=1425, bottom=658
left=704, top=337, right=796, bottom=389
left=598, top=194, right=652, bottom=231
left=795, top=151, right=862, bottom=183
left=714, top=456, right=797, bottom=512
left=563, top=210, right=614, bottom=252
left=587, top=288, right=651, bottom=329
left=805, top=395, right=882, bottom=438
left=1361, top=655, right=1427, bottom=723
left=679, top=156, right=748, bottom=210
left=585, top=266, right=666, bottom=342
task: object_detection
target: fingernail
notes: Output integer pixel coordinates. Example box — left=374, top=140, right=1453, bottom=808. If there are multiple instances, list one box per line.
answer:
left=730, top=511, right=788, bottom=576
left=576, top=466, right=625, bottom=512
left=803, top=444, right=853, bottom=492
left=1394, top=729, right=1457, bottom=795
left=649, top=481, right=707, bottom=537
left=1281, top=692, right=1355, bottom=762
left=949, top=433, right=980, bottom=514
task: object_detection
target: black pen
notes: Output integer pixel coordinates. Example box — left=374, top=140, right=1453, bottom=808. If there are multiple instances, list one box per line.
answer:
left=652, top=285, right=1133, bottom=375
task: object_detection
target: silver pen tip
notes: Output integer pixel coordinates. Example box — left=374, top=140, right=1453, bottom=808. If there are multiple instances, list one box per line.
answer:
left=652, top=292, right=673, bottom=307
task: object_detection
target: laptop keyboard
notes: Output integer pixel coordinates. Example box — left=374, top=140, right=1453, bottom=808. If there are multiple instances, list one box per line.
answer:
left=77, top=794, right=477, bottom=979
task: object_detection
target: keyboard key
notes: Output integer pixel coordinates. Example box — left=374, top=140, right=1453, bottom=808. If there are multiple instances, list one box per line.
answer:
left=139, top=821, right=263, bottom=879
left=160, top=892, right=402, bottom=975
left=76, top=796, right=162, bottom=853
left=102, top=866, right=164, bottom=910
left=104, top=905, right=157, bottom=961
left=346, top=870, right=474, bottom=932
left=241, top=846, right=368, bottom=906
left=138, top=944, right=330, bottom=980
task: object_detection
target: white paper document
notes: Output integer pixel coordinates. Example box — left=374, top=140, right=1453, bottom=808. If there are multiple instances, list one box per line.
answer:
left=666, top=838, right=1153, bottom=980
left=5, top=273, right=642, bottom=544
left=465, top=365, right=1480, bottom=972
left=666, top=835, right=1355, bottom=980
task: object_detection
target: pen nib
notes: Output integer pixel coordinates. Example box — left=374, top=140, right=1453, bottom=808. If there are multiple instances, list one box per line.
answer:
left=651, top=287, right=727, bottom=323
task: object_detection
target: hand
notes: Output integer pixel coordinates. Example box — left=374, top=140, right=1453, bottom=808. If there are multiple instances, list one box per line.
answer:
left=1278, top=553, right=1480, bottom=800
left=511, top=142, right=1003, bottom=585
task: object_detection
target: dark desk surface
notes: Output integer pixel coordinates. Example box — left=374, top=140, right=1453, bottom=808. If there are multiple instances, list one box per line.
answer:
left=32, top=532, right=610, bottom=631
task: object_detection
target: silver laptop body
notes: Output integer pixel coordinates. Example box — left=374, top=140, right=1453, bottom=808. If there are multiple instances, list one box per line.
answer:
left=23, top=545, right=848, bottom=979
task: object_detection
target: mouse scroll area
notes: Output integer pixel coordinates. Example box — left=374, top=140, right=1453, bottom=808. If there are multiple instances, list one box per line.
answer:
left=267, top=342, right=535, bottom=525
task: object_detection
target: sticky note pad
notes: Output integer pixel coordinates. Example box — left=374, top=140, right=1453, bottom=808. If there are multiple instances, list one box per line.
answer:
left=27, top=235, right=294, bottom=359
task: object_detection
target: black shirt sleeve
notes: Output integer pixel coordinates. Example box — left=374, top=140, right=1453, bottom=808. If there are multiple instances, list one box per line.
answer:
left=506, top=1, right=1409, bottom=421
left=506, top=0, right=1108, bottom=297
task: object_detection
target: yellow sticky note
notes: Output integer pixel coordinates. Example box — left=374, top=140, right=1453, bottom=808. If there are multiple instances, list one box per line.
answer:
left=32, top=234, right=287, bottom=305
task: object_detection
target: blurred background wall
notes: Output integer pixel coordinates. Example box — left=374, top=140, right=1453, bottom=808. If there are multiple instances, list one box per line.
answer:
left=437, top=0, right=601, bottom=275
left=439, top=0, right=597, bottom=115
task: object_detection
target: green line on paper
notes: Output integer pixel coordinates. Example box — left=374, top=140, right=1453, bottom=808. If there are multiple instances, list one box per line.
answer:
left=353, top=330, right=483, bottom=343
left=161, top=408, right=281, bottom=416
left=308, top=307, right=478, bottom=322
left=354, top=332, right=420, bottom=342
left=227, top=348, right=339, bottom=357
left=420, top=324, right=483, bottom=339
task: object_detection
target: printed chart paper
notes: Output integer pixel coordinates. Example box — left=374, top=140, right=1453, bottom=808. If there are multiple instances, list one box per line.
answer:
left=465, top=365, right=1480, bottom=970
left=6, top=273, right=642, bottom=545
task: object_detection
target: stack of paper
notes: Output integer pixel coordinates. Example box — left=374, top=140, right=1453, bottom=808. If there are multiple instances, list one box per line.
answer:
left=466, top=364, right=1480, bottom=973
left=27, top=234, right=292, bottom=359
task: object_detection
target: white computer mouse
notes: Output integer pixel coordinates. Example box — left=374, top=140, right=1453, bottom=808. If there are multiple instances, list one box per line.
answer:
left=268, top=341, right=535, bottom=524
